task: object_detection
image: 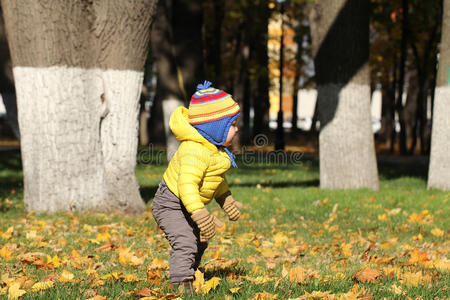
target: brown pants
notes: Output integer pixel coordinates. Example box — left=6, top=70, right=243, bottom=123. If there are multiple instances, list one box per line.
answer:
left=151, top=179, right=208, bottom=284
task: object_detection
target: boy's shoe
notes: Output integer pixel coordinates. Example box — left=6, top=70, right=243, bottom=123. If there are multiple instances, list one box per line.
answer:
left=173, top=276, right=194, bottom=294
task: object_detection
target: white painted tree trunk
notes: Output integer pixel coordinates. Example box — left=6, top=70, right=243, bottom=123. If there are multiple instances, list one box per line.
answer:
left=428, top=87, right=450, bottom=190
left=428, top=0, right=450, bottom=190
left=318, top=82, right=379, bottom=189
left=163, top=98, right=183, bottom=161
left=100, top=70, right=146, bottom=212
left=14, top=68, right=147, bottom=213
left=311, top=0, right=379, bottom=190
left=2, top=0, right=157, bottom=213
left=14, top=67, right=106, bottom=212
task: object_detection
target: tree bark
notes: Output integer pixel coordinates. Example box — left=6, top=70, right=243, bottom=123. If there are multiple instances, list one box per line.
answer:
left=252, top=0, right=270, bottom=138
left=1, top=0, right=157, bottom=213
left=0, top=5, right=19, bottom=140
left=151, top=0, right=204, bottom=161
left=379, top=79, right=395, bottom=146
left=393, top=0, right=410, bottom=155
left=310, top=0, right=379, bottom=190
left=428, top=0, right=450, bottom=190
left=151, top=0, right=183, bottom=161
left=233, top=43, right=251, bottom=147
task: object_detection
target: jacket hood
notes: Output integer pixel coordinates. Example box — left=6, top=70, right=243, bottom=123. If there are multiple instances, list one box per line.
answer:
left=169, top=106, right=218, bottom=152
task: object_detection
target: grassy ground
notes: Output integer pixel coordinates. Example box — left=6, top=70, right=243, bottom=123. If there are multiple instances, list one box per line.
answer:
left=0, top=149, right=448, bottom=299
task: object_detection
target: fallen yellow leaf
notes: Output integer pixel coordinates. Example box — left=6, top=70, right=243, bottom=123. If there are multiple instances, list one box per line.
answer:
left=96, top=232, right=111, bottom=242
left=202, top=277, right=220, bottom=294
left=401, top=271, right=431, bottom=287
left=297, top=290, right=334, bottom=299
left=100, top=272, right=121, bottom=281
left=46, top=255, right=61, bottom=268
left=0, top=245, right=13, bottom=261
left=146, top=270, right=162, bottom=285
left=390, top=284, right=405, bottom=295
left=147, top=258, right=168, bottom=270
left=250, top=291, right=278, bottom=300
left=117, top=247, right=143, bottom=266
left=408, top=249, right=429, bottom=265
left=341, top=243, right=352, bottom=257
left=8, top=282, right=26, bottom=300
left=352, top=268, right=381, bottom=283
left=434, top=259, right=450, bottom=271
left=121, top=273, right=144, bottom=283
left=31, top=281, right=54, bottom=292
left=86, top=296, right=109, bottom=300
left=59, top=270, right=75, bottom=282
left=431, top=228, right=444, bottom=237
left=193, top=269, right=204, bottom=294
left=289, top=266, right=307, bottom=284
left=0, top=227, right=14, bottom=240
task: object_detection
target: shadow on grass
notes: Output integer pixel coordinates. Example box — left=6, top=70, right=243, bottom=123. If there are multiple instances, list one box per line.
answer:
left=230, top=179, right=320, bottom=188
left=236, top=154, right=429, bottom=181
left=377, top=156, right=429, bottom=180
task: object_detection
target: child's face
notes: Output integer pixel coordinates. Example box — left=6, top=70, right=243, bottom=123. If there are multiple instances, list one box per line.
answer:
left=223, top=120, right=238, bottom=147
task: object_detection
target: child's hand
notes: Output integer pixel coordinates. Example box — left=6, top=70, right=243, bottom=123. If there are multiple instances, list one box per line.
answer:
left=217, top=194, right=242, bottom=221
left=191, top=208, right=217, bottom=242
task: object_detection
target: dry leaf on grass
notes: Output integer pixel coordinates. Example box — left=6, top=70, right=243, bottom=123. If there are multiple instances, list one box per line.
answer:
left=352, top=268, right=382, bottom=283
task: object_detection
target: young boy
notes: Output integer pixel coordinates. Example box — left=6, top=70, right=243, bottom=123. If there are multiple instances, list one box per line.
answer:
left=151, top=81, right=243, bottom=291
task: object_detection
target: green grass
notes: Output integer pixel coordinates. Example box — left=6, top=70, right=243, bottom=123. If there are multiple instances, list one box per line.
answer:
left=0, top=149, right=448, bottom=299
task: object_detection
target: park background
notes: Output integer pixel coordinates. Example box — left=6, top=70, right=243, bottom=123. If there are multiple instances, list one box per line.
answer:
left=0, top=0, right=449, bottom=299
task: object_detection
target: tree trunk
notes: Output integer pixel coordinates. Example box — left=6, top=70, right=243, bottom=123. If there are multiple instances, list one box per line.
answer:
left=379, top=80, right=395, bottom=146
left=310, top=0, right=379, bottom=190
left=252, top=0, right=270, bottom=137
left=395, top=0, right=410, bottom=155
left=1, top=0, right=157, bottom=213
left=233, top=43, right=251, bottom=147
left=172, top=0, right=204, bottom=99
left=151, top=0, right=204, bottom=161
left=205, top=0, right=225, bottom=85
left=151, top=0, right=183, bottom=161
left=291, top=67, right=300, bottom=133
left=428, top=0, right=450, bottom=190
left=139, top=88, right=150, bottom=146
left=404, top=74, right=418, bottom=151
left=0, top=5, right=19, bottom=140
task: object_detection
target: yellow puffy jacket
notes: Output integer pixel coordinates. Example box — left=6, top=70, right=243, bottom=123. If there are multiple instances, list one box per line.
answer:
left=163, top=106, right=232, bottom=214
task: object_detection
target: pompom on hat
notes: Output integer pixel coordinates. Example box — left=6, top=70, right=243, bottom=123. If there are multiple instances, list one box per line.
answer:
left=189, top=80, right=240, bottom=168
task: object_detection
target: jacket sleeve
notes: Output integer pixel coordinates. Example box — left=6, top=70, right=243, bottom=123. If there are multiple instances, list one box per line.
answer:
left=214, top=175, right=231, bottom=200
left=178, top=142, right=210, bottom=214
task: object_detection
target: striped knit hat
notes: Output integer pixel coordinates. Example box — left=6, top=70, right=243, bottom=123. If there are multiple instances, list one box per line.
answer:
left=189, top=80, right=240, bottom=168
